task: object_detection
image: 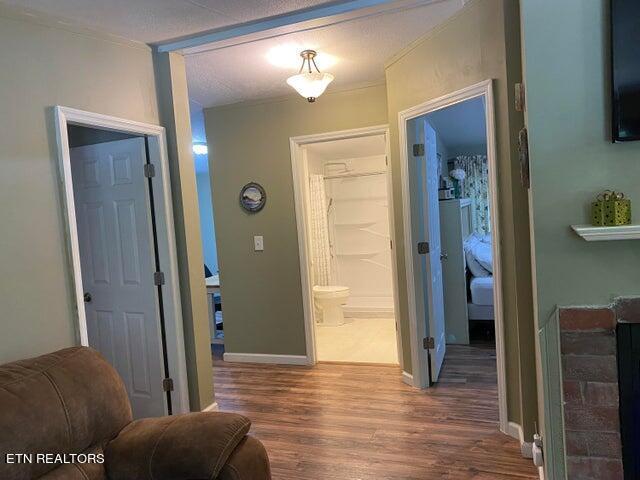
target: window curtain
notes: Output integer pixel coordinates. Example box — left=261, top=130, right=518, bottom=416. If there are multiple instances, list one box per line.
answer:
left=454, top=155, right=490, bottom=234
left=309, top=175, right=332, bottom=286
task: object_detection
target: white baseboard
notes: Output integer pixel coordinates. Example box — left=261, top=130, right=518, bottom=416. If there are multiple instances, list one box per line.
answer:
left=223, top=352, right=309, bottom=365
left=202, top=402, right=219, bottom=412
left=402, top=371, right=413, bottom=386
left=507, top=421, right=534, bottom=459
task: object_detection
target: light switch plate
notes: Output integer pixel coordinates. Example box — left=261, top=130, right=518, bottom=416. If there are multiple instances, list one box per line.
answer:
left=254, top=235, right=264, bottom=251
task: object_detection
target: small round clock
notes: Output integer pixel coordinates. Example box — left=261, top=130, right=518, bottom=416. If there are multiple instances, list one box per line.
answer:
left=239, top=182, right=266, bottom=213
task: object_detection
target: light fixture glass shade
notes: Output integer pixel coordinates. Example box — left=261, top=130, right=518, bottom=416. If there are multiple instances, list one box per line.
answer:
left=286, top=72, right=334, bottom=101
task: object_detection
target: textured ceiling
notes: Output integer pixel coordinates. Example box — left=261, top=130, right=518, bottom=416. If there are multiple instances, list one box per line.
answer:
left=0, top=0, right=335, bottom=43
left=187, top=0, right=463, bottom=107
left=3, top=0, right=465, bottom=108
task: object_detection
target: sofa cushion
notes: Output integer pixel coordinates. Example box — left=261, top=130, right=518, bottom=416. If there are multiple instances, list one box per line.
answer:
left=0, top=347, right=131, bottom=480
left=105, top=412, right=251, bottom=480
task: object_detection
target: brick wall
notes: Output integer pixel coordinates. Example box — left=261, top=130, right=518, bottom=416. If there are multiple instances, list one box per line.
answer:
left=559, top=307, right=623, bottom=479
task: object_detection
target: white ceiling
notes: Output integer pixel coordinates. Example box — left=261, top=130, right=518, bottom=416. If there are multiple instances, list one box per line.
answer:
left=3, top=0, right=465, bottom=108
left=0, top=0, right=335, bottom=43
left=426, top=96, right=487, bottom=155
left=187, top=0, right=463, bottom=108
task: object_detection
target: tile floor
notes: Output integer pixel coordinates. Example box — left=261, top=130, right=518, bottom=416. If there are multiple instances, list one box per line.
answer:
left=314, top=317, right=399, bottom=364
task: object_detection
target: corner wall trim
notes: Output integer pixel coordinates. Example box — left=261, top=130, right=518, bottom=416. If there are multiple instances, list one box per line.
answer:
left=223, top=353, right=310, bottom=365
left=402, top=371, right=413, bottom=386
left=202, top=402, right=219, bottom=412
left=507, top=421, right=534, bottom=459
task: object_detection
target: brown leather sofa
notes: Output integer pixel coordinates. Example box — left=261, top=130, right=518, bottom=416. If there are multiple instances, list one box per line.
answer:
left=0, top=347, right=271, bottom=480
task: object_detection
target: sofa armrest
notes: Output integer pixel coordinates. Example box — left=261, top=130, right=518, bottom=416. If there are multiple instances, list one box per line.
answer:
left=218, top=436, right=271, bottom=480
left=105, top=412, right=251, bottom=480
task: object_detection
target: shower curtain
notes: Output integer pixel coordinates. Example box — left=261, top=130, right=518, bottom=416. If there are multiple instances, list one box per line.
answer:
left=454, top=155, right=490, bottom=234
left=309, top=175, right=332, bottom=286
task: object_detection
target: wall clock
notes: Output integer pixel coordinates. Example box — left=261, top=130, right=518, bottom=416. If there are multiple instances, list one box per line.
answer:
left=239, top=182, right=266, bottom=212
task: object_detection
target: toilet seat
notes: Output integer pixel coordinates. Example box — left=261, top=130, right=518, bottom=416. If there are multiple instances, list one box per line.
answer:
left=313, top=285, right=350, bottom=298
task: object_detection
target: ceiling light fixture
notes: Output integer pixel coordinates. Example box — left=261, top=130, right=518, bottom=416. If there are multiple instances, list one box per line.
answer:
left=286, top=50, right=334, bottom=103
left=192, top=143, right=208, bottom=155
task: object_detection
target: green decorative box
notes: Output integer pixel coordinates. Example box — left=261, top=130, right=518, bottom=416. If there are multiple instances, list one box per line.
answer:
left=592, top=191, right=631, bottom=226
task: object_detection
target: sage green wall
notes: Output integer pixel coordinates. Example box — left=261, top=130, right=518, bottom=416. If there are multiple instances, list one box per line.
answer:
left=0, top=7, right=159, bottom=363
left=154, top=51, right=214, bottom=411
left=521, top=0, right=640, bottom=475
left=384, top=0, right=537, bottom=435
left=204, top=85, right=388, bottom=356
left=0, top=7, right=214, bottom=411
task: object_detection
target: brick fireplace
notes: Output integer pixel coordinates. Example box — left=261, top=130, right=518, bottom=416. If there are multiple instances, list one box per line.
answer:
left=559, top=298, right=640, bottom=480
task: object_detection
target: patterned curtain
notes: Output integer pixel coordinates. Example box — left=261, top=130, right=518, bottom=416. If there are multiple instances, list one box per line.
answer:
left=309, top=175, right=332, bottom=286
left=454, top=155, right=490, bottom=234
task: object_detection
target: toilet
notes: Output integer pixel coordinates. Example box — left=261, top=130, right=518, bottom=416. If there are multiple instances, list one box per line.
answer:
left=313, top=286, right=350, bottom=326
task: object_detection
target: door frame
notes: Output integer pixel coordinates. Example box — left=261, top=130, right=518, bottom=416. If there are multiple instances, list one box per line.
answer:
left=289, top=124, right=403, bottom=367
left=53, top=106, right=190, bottom=415
left=398, top=79, right=508, bottom=433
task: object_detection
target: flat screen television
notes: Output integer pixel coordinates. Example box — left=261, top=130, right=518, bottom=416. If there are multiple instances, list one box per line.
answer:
left=611, top=0, right=640, bottom=142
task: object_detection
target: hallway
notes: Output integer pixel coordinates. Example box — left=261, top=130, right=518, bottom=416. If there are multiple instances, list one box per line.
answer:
left=212, top=345, right=537, bottom=479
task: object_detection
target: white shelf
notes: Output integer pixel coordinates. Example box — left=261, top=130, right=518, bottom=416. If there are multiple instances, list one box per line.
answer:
left=571, top=224, right=640, bottom=241
left=334, top=221, right=377, bottom=227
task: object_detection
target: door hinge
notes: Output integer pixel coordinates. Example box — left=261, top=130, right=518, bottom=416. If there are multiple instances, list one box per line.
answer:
left=143, top=163, right=156, bottom=178
left=153, top=271, right=165, bottom=286
left=412, top=143, right=425, bottom=156
left=162, top=377, right=174, bottom=392
left=423, top=337, right=435, bottom=349
left=417, top=241, right=429, bottom=255
left=390, top=239, right=393, bottom=249
left=385, top=155, right=389, bottom=166
left=515, top=82, right=526, bottom=112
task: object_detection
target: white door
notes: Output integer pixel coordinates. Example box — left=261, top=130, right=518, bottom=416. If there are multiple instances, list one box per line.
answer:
left=71, top=137, right=167, bottom=419
left=413, top=120, right=446, bottom=383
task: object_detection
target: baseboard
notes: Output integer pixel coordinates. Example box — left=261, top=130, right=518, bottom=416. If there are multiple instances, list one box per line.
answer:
left=223, top=352, right=309, bottom=365
left=507, top=421, right=534, bottom=459
left=344, top=308, right=395, bottom=318
left=202, top=402, right=219, bottom=412
left=402, top=371, right=413, bottom=386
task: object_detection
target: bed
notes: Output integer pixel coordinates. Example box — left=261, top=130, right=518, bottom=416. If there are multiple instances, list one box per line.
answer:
left=464, top=233, right=495, bottom=321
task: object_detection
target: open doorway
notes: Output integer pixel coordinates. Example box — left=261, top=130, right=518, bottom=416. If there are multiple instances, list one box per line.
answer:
left=54, top=107, right=190, bottom=419
left=399, top=81, right=508, bottom=432
left=291, top=126, right=402, bottom=365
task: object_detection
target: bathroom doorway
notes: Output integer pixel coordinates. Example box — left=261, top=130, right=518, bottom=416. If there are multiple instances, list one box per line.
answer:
left=290, top=126, right=402, bottom=366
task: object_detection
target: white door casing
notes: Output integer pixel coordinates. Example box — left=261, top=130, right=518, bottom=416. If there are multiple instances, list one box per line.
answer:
left=70, top=138, right=167, bottom=419
left=398, top=80, right=509, bottom=435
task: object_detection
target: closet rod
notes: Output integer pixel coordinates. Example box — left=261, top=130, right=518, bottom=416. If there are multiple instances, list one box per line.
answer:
left=323, top=170, right=387, bottom=180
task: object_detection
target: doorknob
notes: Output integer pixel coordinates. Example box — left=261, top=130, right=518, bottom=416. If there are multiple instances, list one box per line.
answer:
left=417, top=242, right=429, bottom=255
left=83, top=292, right=92, bottom=303
left=440, top=252, right=448, bottom=260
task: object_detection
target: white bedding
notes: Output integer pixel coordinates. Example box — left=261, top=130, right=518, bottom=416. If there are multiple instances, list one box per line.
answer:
left=470, top=275, right=494, bottom=306
left=463, top=234, right=493, bottom=277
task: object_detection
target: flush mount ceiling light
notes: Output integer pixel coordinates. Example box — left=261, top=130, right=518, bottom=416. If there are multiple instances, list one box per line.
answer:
left=192, top=143, right=208, bottom=155
left=286, top=50, right=334, bottom=103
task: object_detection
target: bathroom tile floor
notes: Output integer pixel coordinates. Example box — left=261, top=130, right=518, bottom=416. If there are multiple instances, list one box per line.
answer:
left=315, top=317, right=399, bottom=364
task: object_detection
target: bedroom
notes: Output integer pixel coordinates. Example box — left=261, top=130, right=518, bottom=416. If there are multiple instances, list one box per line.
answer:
left=408, top=92, right=500, bottom=395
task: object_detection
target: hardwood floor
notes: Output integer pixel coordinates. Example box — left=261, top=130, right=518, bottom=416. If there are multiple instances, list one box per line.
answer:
left=211, top=344, right=537, bottom=479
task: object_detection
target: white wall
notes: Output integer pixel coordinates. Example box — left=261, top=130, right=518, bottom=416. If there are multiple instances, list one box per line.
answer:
left=307, top=142, right=394, bottom=316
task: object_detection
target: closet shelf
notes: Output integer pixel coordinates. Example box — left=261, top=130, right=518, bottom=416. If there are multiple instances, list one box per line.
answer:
left=333, top=195, right=387, bottom=202
left=334, top=221, right=377, bottom=227
left=571, top=224, right=640, bottom=241
left=335, top=251, right=381, bottom=258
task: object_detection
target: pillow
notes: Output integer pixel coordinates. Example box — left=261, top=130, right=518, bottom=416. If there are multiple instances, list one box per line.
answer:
left=464, top=236, right=491, bottom=277
left=472, top=240, right=493, bottom=273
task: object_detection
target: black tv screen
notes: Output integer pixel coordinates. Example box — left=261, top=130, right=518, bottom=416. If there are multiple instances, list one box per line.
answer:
left=612, top=0, right=640, bottom=142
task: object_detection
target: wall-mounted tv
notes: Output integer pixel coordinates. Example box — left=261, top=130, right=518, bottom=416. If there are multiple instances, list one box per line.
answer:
left=611, top=0, right=640, bottom=142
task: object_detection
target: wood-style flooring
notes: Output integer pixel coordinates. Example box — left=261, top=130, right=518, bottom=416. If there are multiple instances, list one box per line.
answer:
left=211, top=344, right=537, bottom=479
